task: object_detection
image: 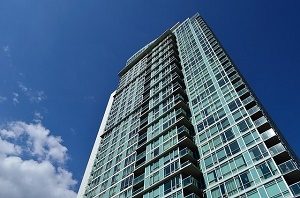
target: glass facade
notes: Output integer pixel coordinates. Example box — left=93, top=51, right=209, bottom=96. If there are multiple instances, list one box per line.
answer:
left=78, top=13, right=300, bottom=198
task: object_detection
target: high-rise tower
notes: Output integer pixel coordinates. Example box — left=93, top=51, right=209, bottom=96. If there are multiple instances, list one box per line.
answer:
left=78, top=13, right=300, bottom=198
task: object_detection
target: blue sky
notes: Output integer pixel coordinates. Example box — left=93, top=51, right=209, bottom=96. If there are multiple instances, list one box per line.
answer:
left=0, top=0, right=299, bottom=197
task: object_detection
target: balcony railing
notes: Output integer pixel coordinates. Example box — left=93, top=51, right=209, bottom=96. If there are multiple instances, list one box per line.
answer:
left=253, top=116, right=268, bottom=127
left=182, top=176, right=199, bottom=188
left=138, top=132, right=147, bottom=142
left=242, top=95, right=255, bottom=106
left=269, top=143, right=286, bottom=156
left=290, top=182, right=300, bottom=197
left=233, top=79, right=244, bottom=89
left=261, top=129, right=276, bottom=141
left=247, top=105, right=260, bottom=116
left=177, top=126, right=190, bottom=135
left=278, top=160, right=298, bottom=175
left=176, top=108, right=187, bottom=117
left=133, top=174, right=144, bottom=185
left=136, top=151, right=146, bottom=161
left=180, top=148, right=194, bottom=158
left=185, top=193, right=200, bottom=198
left=229, top=73, right=239, bottom=81
left=132, top=186, right=144, bottom=196
left=237, top=88, right=249, bottom=97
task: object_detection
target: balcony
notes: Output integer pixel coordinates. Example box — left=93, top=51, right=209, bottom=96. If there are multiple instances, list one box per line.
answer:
left=279, top=160, right=298, bottom=175
left=182, top=176, right=200, bottom=188
left=229, top=73, right=239, bottom=82
left=136, top=151, right=146, bottom=161
left=174, top=94, right=186, bottom=103
left=290, top=182, right=300, bottom=197
left=177, top=126, right=191, bottom=137
left=185, top=193, right=201, bottom=198
left=182, top=176, right=202, bottom=196
left=269, top=143, right=286, bottom=157
left=247, top=105, right=260, bottom=116
left=132, top=186, right=144, bottom=197
left=237, top=88, right=249, bottom=98
left=133, top=174, right=144, bottom=185
left=253, top=116, right=268, bottom=128
left=176, top=108, right=187, bottom=117
left=180, top=148, right=195, bottom=160
left=242, top=95, right=255, bottom=106
left=261, top=128, right=277, bottom=140
left=137, top=133, right=147, bottom=148
left=140, top=117, right=148, bottom=127
left=233, top=79, right=244, bottom=89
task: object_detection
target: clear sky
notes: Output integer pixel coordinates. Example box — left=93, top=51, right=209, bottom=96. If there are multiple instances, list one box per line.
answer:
left=0, top=0, right=299, bottom=197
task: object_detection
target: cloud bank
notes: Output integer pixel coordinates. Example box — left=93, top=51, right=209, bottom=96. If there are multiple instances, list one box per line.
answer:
left=0, top=121, right=77, bottom=198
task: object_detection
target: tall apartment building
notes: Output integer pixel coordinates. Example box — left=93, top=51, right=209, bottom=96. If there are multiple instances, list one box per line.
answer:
left=78, top=13, right=300, bottom=198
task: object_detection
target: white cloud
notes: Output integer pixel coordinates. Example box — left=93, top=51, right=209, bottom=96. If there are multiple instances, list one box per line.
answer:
left=2, top=45, right=10, bottom=57
left=0, top=96, right=7, bottom=103
left=12, top=92, right=19, bottom=105
left=0, top=121, right=77, bottom=198
left=30, top=90, right=46, bottom=103
left=18, top=82, right=47, bottom=104
left=0, top=137, right=21, bottom=156
left=33, top=111, right=44, bottom=123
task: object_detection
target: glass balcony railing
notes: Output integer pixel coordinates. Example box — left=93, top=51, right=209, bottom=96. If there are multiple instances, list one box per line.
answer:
left=133, top=174, right=144, bottom=185
left=253, top=116, right=268, bottom=127
left=261, top=129, right=276, bottom=141
left=290, top=182, right=300, bottom=197
left=181, top=161, right=191, bottom=168
left=269, top=143, right=286, bottom=156
left=180, top=148, right=194, bottom=158
left=229, top=73, right=239, bottom=81
left=138, top=132, right=147, bottom=142
left=132, top=186, right=144, bottom=196
left=185, top=193, right=200, bottom=198
left=182, top=176, right=199, bottom=188
left=247, top=105, right=260, bottom=115
left=233, top=79, right=244, bottom=89
left=136, top=151, right=146, bottom=161
left=176, top=108, right=187, bottom=117
left=278, top=160, right=297, bottom=175
left=237, top=88, right=249, bottom=97
left=242, top=95, right=255, bottom=106
left=140, top=117, right=148, bottom=127
left=177, top=126, right=189, bottom=135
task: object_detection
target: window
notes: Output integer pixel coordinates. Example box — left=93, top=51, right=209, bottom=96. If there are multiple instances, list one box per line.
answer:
left=202, top=143, right=210, bottom=155
left=150, top=171, right=160, bottom=185
left=249, top=143, right=268, bottom=162
left=237, top=120, right=249, bottom=133
left=109, top=185, right=117, bottom=196
left=207, top=170, right=217, bottom=184
left=225, top=178, right=237, bottom=196
left=216, top=149, right=226, bottom=162
left=150, top=161, right=159, bottom=172
left=164, top=160, right=179, bottom=177
left=235, top=155, right=246, bottom=169
left=164, top=177, right=180, bottom=195
left=204, top=156, right=213, bottom=168
left=256, top=160, right=277, bottom=180
left=221, top=129, right=234, bottom=143
left=211, top=186, right=221, bottom=198
left=120, top=176, right=133, bottom=190
left=239, top=171, right=253, bottom=189
left=221, top=162, right=231, bottom=176
left=229, top=141, right=240, bottom=155
left=265, top=180, right=281, bottom=198
left=153, top=148, right=159, bottom=157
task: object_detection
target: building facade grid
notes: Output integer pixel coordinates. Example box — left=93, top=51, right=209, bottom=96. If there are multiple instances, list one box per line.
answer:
left=78, top=13, right=300, bottom=198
